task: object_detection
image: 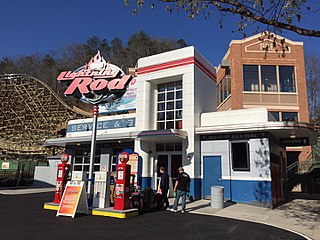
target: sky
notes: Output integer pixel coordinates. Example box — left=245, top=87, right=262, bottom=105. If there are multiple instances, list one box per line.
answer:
left=0, top=0, right=319, bottom=67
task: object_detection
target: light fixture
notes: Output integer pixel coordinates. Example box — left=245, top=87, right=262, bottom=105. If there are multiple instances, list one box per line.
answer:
left=186, top=153, right=194, bottom=161
left=289, top=133, right=296, bottom=139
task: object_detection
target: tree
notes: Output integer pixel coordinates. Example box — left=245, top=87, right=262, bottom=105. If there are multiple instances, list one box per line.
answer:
left=110, top=37, right=128, bottom=68
left=84, top=35, right=110, bottom=61
left=127, top=31, right=159, bottom=67
left=41, top=54, right=60, bottom=91
left=0, top=57, right=15, bottom=74
left=15, top=53, right=42, bottom=78
left=126, top=31, right=188, bottom=69
left=127, top=0, right=320, bottom=37
left=305, top=54, right=320, bottom=124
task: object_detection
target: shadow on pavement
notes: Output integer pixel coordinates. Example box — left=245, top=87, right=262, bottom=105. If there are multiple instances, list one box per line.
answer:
left=276, top=192, right=320, bottom=229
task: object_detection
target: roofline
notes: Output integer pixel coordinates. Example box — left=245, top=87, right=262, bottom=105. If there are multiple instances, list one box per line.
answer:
left=229, top=32, right=304, bottom=46
left=217, top=32, right=304, bottom=68
left=137, top=56, right=216, bottom=82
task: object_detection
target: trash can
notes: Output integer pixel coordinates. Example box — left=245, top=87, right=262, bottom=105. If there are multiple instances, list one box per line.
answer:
left=211, top=186, right=224, bottom=209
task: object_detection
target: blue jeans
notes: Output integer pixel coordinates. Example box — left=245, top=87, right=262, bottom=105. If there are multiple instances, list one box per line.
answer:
left=173, top=190, right=186, bottom=211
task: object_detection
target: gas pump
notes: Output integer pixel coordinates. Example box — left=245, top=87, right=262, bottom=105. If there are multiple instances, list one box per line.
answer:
left=93, top=171, right=111, bottom=208
left=53, top=153, right=71, bottom=204
left=113, top=152, right=131, bottom=210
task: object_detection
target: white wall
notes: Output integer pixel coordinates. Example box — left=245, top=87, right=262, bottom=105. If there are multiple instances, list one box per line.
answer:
left=201, top=138, right=271, bottom=181
left=135, top=46, right=217, bottom=180
left=201, top=140, right=230, bottom=179
left=33, top=159, right=60, bottom=186
left=201, top=108, right=270, bottom=127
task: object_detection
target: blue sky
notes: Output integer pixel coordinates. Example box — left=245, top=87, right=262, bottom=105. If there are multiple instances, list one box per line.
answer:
left=0, top=0, right=319, bottom=66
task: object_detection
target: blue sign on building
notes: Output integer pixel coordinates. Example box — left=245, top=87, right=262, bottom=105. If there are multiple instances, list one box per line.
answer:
left=67, top=118, right=136, bottom=133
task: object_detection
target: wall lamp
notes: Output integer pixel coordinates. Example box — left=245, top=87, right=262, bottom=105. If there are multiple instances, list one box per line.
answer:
left=289, top=133, right=296, bottom=139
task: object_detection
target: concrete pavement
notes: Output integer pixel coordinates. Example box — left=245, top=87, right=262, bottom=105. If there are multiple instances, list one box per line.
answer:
left=1, top=187, right=319, bottom=239
left=0, top=186, right=55, bottom=195
left=172, top=193, right=320, bottom=240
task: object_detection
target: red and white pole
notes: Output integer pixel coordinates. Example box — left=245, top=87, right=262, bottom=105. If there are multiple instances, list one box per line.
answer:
left=87, top=105, right=99, bottom=204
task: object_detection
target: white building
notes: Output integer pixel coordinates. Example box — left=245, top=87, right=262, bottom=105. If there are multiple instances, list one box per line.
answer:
left=44, top=46, right=317, bottom=207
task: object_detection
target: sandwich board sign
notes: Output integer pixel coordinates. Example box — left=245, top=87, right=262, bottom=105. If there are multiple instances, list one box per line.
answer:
left=56, top=181, right=88, bottom=218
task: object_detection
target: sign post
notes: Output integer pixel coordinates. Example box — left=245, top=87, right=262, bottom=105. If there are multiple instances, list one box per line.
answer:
left=87, top=105, right=99, bottom=203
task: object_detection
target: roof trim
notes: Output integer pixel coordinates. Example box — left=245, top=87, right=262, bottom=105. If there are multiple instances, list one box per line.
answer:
left=137, top=129, right=187, bottom=139
left=44, top=132, right=139, bottom=147
left=137, top=57, right=216, bottom=82
left=229, top=32, right=303, bottom=46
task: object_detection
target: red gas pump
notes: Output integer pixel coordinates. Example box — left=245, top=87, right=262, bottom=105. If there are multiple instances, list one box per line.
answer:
left=114, top=152, right=131, bottom=210
left=53, top=153, right=71, bottom=204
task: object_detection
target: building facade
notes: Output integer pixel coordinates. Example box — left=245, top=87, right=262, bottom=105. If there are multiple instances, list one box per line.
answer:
left=216, top=33, right=311, bottom=163
left=42, top=35, right=317, bottom=208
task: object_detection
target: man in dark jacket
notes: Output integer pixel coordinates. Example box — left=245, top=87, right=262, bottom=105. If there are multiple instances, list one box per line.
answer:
left=159, top=166, right=169, bottom=210
left=170, top=167, right=191, bottom=213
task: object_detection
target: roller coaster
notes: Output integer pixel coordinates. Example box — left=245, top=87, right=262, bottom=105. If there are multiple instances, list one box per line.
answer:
left=0, top=74, right=91, bottom=163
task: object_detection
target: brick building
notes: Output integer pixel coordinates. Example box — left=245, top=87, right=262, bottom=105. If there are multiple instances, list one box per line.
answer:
left=216, top=33, right=311, bottom=164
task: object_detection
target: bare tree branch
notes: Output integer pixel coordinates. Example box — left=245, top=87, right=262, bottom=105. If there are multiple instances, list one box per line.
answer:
left=133, top=0, right=320, bottom=37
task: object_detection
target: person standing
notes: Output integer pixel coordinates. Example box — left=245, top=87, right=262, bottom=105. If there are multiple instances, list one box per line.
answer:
left=170, top=167, right=191, bottom=213
left=159, top=166, right=169, bottom=210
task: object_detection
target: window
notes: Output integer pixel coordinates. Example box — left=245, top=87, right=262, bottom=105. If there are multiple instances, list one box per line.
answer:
left=217, top=75, right=231, bottom=105
left=269, top=111, right=280, bottom=121
left=157, top=81, right=182, bottom=130
left=231, top=142, right=250, bottom=171
left=243, top=65, right=296, bottom=93
left=261, top=65, right=277, bottom=92
left=268, top=111, right=298, bottom=121
left=243, top=65, right=259, bottom=91
left=279, top=66, right=295, bottom=92
left=156, top=143, right=182, bottom=152
left=282, top=112, right=298, bottom=121
left=72, top=148, right=101, bottom=175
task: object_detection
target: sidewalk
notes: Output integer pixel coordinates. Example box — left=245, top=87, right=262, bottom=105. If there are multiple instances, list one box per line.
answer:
left=171, top=193, right=320, bottom=240
left=0, top=186, right=55, bottom=195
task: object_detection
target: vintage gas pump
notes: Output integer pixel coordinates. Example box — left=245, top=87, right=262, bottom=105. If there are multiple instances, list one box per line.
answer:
left=113, top=151, right=131, bottom=210
left=53, top=153, right=71, bottom=204
left=93, top=171, right=111, bottom=208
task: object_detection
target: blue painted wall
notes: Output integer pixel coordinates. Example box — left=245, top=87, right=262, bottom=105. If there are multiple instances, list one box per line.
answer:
left=190, top=178, right=201, bottom=200
left=221, top=179, right=272, bottom=206
left=141, top=177, right=152, bottom=189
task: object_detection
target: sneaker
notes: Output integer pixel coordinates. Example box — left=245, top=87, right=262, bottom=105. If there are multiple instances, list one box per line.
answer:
left=181, top=210, right=186, bottom=214
left=170, top=209, right=178, bottom=213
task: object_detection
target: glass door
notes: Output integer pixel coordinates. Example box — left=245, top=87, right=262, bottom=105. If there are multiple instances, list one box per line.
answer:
left=156, top=155, right=168, bottom=188
left=156, top=154, right=182, bottom=189
left=171, top=154, right=182, bottom=187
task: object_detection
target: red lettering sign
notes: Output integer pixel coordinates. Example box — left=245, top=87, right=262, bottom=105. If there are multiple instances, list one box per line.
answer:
left=57, top=51, right=132, bottom=104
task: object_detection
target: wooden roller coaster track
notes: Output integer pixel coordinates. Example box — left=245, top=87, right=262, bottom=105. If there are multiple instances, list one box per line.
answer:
left=0, top=74, right=91, bottom=160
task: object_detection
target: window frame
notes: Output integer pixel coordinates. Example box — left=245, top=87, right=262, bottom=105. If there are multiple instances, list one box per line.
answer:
left=242, top=65, right=296, bottom=93
left=156, top=81, right=183, bottom=130
left=281, top=112, right=298, bottom=122
left=230, top=141, right=250, bottom=171
left=243, top=65, right=259, bottom=91
left=279, top=66, right=296, bottom=93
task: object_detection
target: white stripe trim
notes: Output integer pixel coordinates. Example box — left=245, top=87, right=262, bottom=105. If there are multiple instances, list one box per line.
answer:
left=222, top=176, right=271, bottom=181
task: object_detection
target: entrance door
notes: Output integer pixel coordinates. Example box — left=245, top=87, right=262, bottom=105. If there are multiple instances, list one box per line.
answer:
left=156, top=154, right=182, bottom=189
left=171, top=155, right=182, bottom=187
left=203, top=156, right=222, bottom=199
